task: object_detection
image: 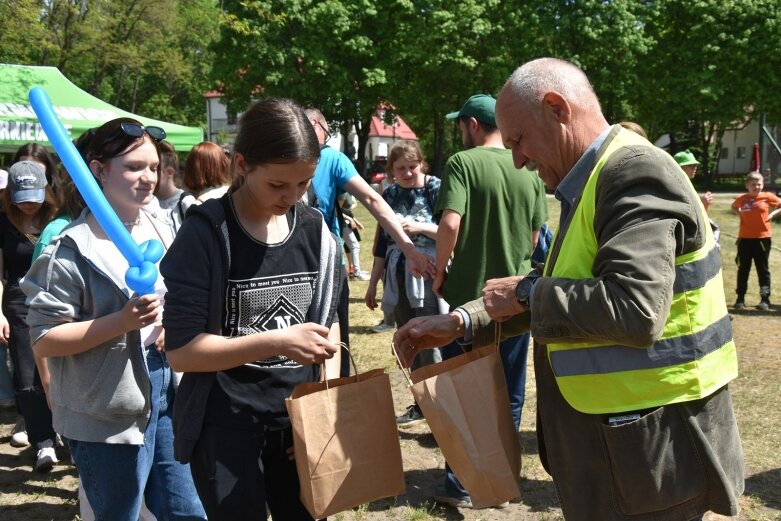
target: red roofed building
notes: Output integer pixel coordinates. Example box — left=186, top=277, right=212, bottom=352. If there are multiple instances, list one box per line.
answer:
left=366, top=106, right=418, bottom=162
left=203, top=94, right=420, bottom=170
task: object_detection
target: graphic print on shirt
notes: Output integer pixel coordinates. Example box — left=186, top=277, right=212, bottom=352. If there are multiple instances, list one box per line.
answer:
left=224, top=271, right=317, bottom=368
left=738, top=197, right=756, bottom=212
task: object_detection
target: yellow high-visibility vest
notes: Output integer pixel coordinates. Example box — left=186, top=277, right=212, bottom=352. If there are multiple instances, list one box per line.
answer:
left=544, top=128, right=737, bottom=414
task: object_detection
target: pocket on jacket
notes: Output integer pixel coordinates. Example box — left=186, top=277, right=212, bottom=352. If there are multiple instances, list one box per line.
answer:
left=599, top=406, right=707, bottom=516
left=76, top=342, right=146, bottom=417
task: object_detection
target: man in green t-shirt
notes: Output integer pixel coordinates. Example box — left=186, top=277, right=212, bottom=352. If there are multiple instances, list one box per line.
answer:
left=431, top=94, right=548, bottom=508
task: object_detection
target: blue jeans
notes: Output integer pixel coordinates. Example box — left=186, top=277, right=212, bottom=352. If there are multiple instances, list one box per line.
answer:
left=69, top=348, right=206, bottom=521
left=441, top=333, right=530, bottom=499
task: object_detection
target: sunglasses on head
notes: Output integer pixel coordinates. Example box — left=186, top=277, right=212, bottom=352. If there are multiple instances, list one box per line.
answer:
left=102, top=122, right=166, bottom=147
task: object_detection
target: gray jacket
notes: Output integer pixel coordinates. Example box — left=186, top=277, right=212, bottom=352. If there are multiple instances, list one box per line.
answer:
left=21, top=206, right=174, bottom=445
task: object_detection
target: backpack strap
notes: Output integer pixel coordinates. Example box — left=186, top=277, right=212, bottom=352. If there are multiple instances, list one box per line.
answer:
left=305, top=183, right=319, bottom=209
left=177, top=191, right=195, bottom=221
left=423, top=175, right=439, bottom=224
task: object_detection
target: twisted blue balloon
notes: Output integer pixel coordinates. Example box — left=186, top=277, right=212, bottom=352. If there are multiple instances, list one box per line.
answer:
left=29, top=87, right=162, bottom=295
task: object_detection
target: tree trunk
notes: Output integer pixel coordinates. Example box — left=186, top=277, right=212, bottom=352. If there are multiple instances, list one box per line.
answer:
left=431, top=116, right=446, bottom=177
left=115, top=65, right=128, bottom=106
left=355, top=116, right=370, bottom=179
left=130, top=75, right=140, bottom=113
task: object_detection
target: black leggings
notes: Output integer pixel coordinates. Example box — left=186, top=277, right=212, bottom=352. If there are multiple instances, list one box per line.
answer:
left=735, top=238, right=771, bottom=297
left=3, top=284, right=55, bottom=447
left=190, top=423, right=317, bottom=521
left=337, top=270, right=351, bottom=377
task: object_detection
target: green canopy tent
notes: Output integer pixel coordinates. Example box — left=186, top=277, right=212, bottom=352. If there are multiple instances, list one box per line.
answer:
left=0, top=63, right=203, bottom=154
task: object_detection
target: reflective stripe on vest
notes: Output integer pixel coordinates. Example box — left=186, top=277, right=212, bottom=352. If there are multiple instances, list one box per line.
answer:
left=543, top=127, right=737, bottom=414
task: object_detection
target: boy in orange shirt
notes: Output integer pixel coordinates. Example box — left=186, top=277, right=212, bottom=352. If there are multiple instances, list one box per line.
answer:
left=731, top=171, right=781, bottom=310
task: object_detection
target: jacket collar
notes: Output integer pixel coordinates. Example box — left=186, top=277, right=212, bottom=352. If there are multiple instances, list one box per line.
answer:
left=58, top=202, right=173, bottom=298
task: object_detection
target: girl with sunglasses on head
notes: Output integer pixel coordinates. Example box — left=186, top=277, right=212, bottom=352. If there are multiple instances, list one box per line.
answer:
left=21, top=117, right=206, bottom=521
left=160, top=98, right=342, bottom=520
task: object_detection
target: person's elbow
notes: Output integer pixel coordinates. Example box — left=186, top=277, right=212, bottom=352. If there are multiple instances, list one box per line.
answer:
left=623, top=317, right=665, bottom=348
left=438, top=213, right=460, bottom=234
left=610, top=304, right=667, bottom=348
left=165, top=346, right=190, bottom=372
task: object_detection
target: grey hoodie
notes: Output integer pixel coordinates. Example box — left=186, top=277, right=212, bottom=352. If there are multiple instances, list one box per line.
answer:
left=21, top=205, right=174, bottom=445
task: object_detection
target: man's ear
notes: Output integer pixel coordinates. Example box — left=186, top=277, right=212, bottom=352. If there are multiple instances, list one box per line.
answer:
left=542, top=91, right=571, bottom=124
left=164, top=166, right=176, bottom=179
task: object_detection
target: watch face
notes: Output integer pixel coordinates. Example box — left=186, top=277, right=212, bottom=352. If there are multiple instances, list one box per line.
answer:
left=515, top=278, right=531, bottom=304
left=516, top=275, right=540, bottom=306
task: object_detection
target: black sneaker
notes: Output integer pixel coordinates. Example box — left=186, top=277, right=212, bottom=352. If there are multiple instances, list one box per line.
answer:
left=756, top=299, right=770, bottom=311
left=733, top=299, right=745, bottom=309
left=396, top=404, right=426, bottom=428
left=433, top=488, right=473, bottom=509
left=432, top=488, right=510, bottom=509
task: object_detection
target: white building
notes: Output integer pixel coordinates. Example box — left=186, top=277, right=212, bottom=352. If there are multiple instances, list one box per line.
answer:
left=204, top=91, right=237, bottom=145
left=718, top=119, right=781, bottom=177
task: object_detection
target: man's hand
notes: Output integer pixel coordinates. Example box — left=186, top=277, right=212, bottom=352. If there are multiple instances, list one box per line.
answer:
left=403, top=245, right=436, bottom=280
left=432, top=271, right=446, bottom=298
left=483, top=276, right=525, bottom=322
left=393, top=313, right=464, bottom=368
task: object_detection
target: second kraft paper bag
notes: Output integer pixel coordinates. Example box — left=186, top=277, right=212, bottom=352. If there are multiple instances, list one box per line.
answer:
left=410, top=344, right=521, bottom=508
left=286, top=368, right=405, bottom=519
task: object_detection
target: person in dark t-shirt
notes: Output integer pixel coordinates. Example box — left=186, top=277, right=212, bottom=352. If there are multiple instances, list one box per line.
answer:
left=161, top=97, right=342, bottom=521
left=0, top=160, right=58, bottom=470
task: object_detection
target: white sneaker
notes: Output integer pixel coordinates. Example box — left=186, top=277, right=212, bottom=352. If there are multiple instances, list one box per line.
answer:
left=352, top=270, right=371, bottom=281
left=10, top=417, right=29, bottom=448
left=36, top=439, right=59, bottom=471
left=370, top=321, right=394, bottom=333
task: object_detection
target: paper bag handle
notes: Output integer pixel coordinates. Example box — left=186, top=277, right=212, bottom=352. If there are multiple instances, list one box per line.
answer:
left=390, top=341, right=414, bottom=387
left=390, top=318, right=503, bottom=387
left=321, top=342, right=360, bottom=389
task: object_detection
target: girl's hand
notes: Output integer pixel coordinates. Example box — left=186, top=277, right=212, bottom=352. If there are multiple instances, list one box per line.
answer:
left=0, top=314, right=9, bottom=345
left=282, top=323, right=338, bottom=365
left=155, top=329, right=166, bottom=352
left=121, top=294, right=161, bottom=332
left=401, top=220, right=419, bottom=236
left=365, top=285, right=378, bottom=310
left=286, top=445, right=295, bottom=461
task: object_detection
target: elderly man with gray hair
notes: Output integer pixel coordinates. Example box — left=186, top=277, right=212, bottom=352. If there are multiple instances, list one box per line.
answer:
left=394, top=58, right=744, bottom=520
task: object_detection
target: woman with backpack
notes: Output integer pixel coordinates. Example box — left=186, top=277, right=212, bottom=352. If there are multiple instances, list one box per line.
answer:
left=364, top=140, right=442, bottom=426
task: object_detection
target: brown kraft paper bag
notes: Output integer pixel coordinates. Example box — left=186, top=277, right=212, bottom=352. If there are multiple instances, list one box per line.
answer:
left=286, top=367, right=405, bottom=519
left=408, top=344, right=521, bottom=508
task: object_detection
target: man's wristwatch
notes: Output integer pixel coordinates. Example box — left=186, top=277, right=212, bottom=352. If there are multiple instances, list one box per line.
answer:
left=514, top=274, right=540, bottom=308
